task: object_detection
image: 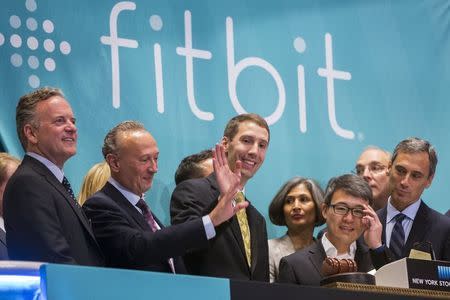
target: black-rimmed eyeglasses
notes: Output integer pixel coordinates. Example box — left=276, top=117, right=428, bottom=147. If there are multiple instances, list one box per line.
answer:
left=329, top=204, right=364, bottom=218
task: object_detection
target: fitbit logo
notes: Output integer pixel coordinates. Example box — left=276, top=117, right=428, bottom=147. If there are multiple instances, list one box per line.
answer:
left=101, top=2, right=357, bottom=140
left=0, top=0, right=72, bottom=88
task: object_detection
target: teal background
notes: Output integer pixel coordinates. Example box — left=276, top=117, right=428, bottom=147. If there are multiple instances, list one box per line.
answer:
left=1, top=0, right=449, bottom=239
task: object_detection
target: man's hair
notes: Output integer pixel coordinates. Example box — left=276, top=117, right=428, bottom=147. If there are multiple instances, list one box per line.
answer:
left=391, top=137, right=437, bottom=178
left=16, top=87, right=65, bottom=150
left=268, top=177, right=325, bottom=226
left=223, top=113, right=270, bottom=142
left=323, top=174, right=373, bottom=207
left=174, top=149, right=213, bottom=185
left=102, top=120, right=146, bottom=158
left=0, top=153, right=20, bottom=184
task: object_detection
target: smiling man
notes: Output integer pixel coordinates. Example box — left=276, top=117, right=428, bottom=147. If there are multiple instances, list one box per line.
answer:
left=278, top=174, right=390, bottom=286
left=378, top=138, right=450, bottom=261
left=170, top=113, right=270, bottom=281
left=83, top=121, right=247, bottom=273
left=4, top=87, right=104, bottom=265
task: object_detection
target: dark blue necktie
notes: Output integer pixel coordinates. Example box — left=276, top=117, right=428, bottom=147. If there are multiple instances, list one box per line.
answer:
left=62, top=176, right=78, bottom=206
left=389, top=213, right=406, bottom=259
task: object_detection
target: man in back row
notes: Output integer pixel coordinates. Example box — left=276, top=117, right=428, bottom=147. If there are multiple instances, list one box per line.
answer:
left=171, top=114, right=270, bottom=281
left=354, top=146, right=391, bottom=211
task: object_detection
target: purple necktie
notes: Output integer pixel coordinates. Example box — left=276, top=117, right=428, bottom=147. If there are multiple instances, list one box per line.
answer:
left=136, top=198, right=175, bottom=273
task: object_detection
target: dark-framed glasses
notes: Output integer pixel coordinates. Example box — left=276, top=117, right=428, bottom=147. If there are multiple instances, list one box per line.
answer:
left=329, top=204, right=364, bottom=218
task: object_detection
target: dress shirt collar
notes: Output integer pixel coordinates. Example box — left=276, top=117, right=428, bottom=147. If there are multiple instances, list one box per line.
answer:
left=108, top=177, right=142, bottom=209
left=321, top=232, right=357, bottom=259
left=27, top=152, right=65, bottom=182
left=386, top=197, right=421, bottom=223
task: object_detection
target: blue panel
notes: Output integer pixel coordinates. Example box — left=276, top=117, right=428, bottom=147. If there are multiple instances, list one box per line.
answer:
left=40, top=264, right=230, bottom=300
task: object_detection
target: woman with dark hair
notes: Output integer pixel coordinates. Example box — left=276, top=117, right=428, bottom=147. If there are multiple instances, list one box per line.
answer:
left=268, top=177, right=325, bottom=282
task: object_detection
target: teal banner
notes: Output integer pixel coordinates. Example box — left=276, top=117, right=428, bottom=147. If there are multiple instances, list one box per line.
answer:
left=1, top=0, right=448, bottom=238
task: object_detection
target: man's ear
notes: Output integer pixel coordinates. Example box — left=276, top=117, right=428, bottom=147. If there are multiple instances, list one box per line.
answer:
left=221, top=136, right=229, bottom=151
left=321, top=203, right=328, bottom=220
left=23, top=124, right=38, bottom=145
left=106, top=153, right=119, bottom=173
left=386, top=161, right=392, bottom=176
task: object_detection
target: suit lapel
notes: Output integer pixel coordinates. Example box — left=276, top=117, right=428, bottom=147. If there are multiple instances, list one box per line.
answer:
left=210, top=175, right=249, bottom=271
left=26, top=156, right=97, bottom=241
left=404, top=201, right=429, bottom=256
left=355, top=239, right=373, bottom=272
left=378, top=207, right=388, bottom=243
left=103, top=182, right=150, bottom=231
left=309, top=242, right=326, bottom=276
left=246, top=201, right=260, bottom=273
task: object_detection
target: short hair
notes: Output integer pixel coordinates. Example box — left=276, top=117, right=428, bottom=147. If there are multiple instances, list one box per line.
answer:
left=174, top=149, right=213, bottom=185
left=391, top=137, right=437, bottom=178
left=0, top=153, right=20, bottom=184
left=223, top=113, right=270, bottom=142
left=102, top=121, right=146, bottom=158
left=269, top=177, right=325, bottom=227
left=78, top=161, right=111, bottom=206
left=323, top=174, right=373, bottom=207
left=16, top=87, right=65, bottom=150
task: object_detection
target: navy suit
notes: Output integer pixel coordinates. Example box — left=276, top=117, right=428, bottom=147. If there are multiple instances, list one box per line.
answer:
left=378, top=201, right=450, bottom=261
left=4, top=155, right=104, bottom=265
left=83, top=181, right=208, bottom=273
left=170, top=173, right=269, bottom=281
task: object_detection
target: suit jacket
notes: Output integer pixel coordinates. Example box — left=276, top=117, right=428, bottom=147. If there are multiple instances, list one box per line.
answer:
left=268, top=234, right=295, bottom=283
left=378, top=201, right=450, bottom=261
left=83, top=181, right=209, bottom=273
left=170, top=173, right=269, bottom=281
left=0, top=229, right=7, bottom=260
left=3, top=155, right=104, bottom=266
left=277, top=239, right=386, bottom=286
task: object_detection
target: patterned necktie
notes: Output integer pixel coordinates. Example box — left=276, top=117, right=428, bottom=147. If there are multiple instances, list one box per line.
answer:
left=136, top=199, right=159, bottom=232
left=389, top=213, right=407, bottom=259
left=235, top=191, right=251, bottom=267
left=136, top=198, right=175, bottom=273
left=62, top=176, right=78, bottom=206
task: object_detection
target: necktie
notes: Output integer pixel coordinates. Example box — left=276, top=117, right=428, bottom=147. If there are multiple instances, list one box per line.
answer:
left=136, top=198, right=175, bottom=273
left=62, top=176, right=78, bottom=206
left=389, top=213, right=406, bottom=259
left=235, top=191, right=251, bottom=267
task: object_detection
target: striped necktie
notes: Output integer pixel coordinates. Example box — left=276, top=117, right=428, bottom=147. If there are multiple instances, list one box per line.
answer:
left=389, top=213, right=406, bottom=259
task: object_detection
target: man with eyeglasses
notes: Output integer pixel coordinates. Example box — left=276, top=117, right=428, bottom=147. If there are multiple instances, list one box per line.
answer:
left=278, top=174, right=390, bottom=286
left=355, top=146, right=391, bottom=211
left=378, top=137, right=450, bottom=261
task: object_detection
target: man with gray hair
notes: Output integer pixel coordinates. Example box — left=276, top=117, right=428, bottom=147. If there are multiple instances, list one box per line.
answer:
left=4, top=87, right=104, bottom=265
left=354, top=146, right=391, bottom=211
left=83, top=121, right=247, bottom=273
left=378, top=137, right=450, bottom=261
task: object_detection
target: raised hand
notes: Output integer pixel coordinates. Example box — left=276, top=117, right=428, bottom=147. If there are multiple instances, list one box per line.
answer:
left=209, top=143, right=248, bottom=226
left=362, top=204, right=383, bottom=249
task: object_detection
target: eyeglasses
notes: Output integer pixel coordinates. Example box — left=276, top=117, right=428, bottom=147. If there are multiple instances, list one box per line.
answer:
left=352, top=163, right=387, bottom=176
left=329, top=204, right=365, bottom=218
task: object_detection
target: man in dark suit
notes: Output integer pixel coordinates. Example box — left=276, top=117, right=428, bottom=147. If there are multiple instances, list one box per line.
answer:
left=83, top=121, right=247, bottom=273
left=171, top=114, right=270, bottom=281
left=278, top=174, right=390, bottom=286
left=378, top=137, right=450, bottom=261
left=0, top=153, right=20, bottom=260
left=3, top=87, right=104, bottom=266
